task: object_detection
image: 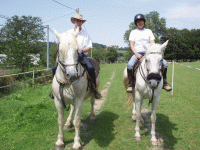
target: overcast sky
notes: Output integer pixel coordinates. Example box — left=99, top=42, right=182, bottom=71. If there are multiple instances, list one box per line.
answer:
left=0, top=0, right=200, bottom=47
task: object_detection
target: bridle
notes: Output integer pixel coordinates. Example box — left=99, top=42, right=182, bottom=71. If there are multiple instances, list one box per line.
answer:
left=56, top=52, right=86, bottom=85
left=138, top=51, right=163, bottom=104
left=55, top=49, right=86, bottom=110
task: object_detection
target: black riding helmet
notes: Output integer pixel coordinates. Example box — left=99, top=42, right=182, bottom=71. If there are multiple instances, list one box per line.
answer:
left=134, top=14, right=145, bottom=26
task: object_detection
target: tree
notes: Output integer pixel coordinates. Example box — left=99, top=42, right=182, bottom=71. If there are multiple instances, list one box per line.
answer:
left=106, top=47, right=119, bottom=63
left=0, top=15, right=45, bottom=72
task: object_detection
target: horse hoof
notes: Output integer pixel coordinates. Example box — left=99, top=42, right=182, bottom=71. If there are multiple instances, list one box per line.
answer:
left=135, top=136, right=141, bottom=141
left=132, top=116, right=136, bottom=122
left=72, top=144, right=82, bottom=150
left=55, top=144, right=65, bottom=150
left=151, top=140, right=158, bottom=146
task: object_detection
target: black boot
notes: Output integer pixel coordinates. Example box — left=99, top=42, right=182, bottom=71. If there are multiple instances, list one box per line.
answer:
left=162, top=68, right=172, bottom=91
left=127, top=69, right=135, bottom=93
left=89, top=73, right=101, bottom=99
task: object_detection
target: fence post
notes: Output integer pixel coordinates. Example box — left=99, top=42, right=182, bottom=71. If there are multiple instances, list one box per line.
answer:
left=32, top=70, right=35, bottom=88
left=172, top=60, right=174, bottom=95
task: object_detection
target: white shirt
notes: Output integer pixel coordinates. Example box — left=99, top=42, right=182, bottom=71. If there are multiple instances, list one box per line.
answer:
left=129, top=28, right=155, bottom=52
left=68, top=28, right=92, bottom=55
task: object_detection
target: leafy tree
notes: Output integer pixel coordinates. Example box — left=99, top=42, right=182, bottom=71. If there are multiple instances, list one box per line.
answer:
left=106, top=47, right=119, bottom=63
left=38, top=41, right=58, bottom=68
left=88, top=43, right=107, bottom=63
left=0, top=15, right=45, bottom=72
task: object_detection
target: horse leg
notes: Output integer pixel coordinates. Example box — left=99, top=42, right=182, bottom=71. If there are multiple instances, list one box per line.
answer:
left=150, top=96, right=160, bottom=145
left=64, top=104, right=74, bottom=130
left=132, top=96, right=137, bottom=121
left=90, top=96, right=96, bottom=123
left=73, top=99, right=84, bottom=150
left=54, top=97, right=65, bottom=149
left=134, top=91, right=142, bottom=141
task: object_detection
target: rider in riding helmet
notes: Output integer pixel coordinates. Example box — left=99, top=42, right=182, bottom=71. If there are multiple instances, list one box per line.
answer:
left=126, top=14, right=172, bottom=93
left=50, top=14, right=101, bottom=99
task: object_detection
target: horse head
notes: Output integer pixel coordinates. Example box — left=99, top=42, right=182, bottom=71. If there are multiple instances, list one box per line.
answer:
left=143, top=40, right=169, bottom=89
left=53, top=28, right=80, bottom=82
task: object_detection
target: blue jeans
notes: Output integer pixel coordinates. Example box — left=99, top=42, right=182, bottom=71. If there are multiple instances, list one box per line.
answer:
left=79, top=53, right=95, bottom=77
left=52, top=64, right=58, bottom=77
left=127, top=51, right=168, bottom=70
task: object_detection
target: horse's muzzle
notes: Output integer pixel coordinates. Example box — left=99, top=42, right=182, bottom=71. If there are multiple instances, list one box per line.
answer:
left=147, top=73, right=162, bottom=89
left=65, top=66, right=78, bottom=82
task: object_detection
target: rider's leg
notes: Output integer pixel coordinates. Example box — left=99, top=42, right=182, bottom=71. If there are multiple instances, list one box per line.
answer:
left=50, top=64, right=58, bottom=99
left=52, top=64, right=58, bottom=77
left=79, top=54, right=101, bottom=99
left=162, top=59, right=172, bottom=91
left=126, top=51, right=146, bottom=93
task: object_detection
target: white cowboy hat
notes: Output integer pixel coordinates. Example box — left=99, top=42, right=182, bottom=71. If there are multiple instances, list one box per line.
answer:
left=71, top=14, right=86, bottom=24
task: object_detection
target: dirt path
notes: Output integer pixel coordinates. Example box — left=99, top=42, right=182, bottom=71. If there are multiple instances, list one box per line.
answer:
left=93, top=70, right=115, bottom=114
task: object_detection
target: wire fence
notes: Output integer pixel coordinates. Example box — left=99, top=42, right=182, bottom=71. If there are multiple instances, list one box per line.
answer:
left=0, top=68, right=52, bottom=98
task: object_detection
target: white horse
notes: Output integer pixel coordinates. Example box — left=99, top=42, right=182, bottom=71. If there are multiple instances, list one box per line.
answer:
left=123, top=41, right=169, bottom=145
left=52, top=28, right=100, bottom=150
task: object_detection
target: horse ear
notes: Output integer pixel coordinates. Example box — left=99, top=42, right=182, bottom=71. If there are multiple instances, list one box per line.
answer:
left=53, top=29, right=60, bottom=39
left=161, top=40, right=169, bottom=52
left=74, top=27, right=79, bottom=37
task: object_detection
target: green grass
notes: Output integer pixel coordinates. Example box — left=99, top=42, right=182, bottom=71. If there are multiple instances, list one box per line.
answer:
left=0, top=62, right=200, bottom=149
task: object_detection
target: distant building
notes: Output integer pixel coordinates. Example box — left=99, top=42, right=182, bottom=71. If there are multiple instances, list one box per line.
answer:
left=0, top=54, right=40, bottom=65
left=0, top=54, right=7, bottom=64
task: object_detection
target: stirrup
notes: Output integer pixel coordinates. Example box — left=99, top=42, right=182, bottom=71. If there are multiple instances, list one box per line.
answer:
left=163, top=85, right=172, bottom=92
left=49, top=94, right=54, bottom=99
left=126, top=86, right=133, bottom=93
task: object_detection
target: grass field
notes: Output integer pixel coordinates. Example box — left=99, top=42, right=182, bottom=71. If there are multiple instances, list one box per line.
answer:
left=0, top=62, right=199, bottom=150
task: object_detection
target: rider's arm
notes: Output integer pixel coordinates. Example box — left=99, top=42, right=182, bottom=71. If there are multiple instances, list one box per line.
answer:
left=78, top=47, right=91, bottom=54
left=130, top=40, right=142, bottom=59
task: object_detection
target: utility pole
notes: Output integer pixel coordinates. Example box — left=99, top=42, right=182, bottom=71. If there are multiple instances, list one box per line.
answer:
left=77, top=8, right=79, bottom=14
left=47, top=25, right=49, bottom=69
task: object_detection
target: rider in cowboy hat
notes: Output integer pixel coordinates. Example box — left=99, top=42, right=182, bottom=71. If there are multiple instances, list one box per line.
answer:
left=51, top=14, right=101, bottom=99
left=126, top=13, right=172, bottom=93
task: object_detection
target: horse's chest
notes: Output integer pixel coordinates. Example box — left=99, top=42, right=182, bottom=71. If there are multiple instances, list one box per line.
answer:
left=62, top=87, right=76, bottom=102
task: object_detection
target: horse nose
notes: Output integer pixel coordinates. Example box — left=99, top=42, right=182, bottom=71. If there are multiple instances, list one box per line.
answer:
left=149, top=79, right=159, bottom=89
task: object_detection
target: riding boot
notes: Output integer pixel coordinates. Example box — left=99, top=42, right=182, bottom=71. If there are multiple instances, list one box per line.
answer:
left=162, top=68, right=172, bottom=92
left=89, top=72, right=102, bottom=99
left=127, top=69, right=135, bottom=93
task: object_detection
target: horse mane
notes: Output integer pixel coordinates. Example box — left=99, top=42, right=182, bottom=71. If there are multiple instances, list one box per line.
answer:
left=59, top=31, right=78, bottom=56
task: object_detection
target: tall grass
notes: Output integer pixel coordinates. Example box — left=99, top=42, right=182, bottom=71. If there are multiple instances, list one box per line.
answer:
left=0, top=62, right=199, bottom=149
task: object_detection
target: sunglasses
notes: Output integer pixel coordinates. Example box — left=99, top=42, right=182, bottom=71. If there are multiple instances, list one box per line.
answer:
left=74, top=19, right=83, bottom=22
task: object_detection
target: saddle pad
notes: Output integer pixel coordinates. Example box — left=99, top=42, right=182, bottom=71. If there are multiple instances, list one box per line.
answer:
left=88, top=57, right=100, bottom=78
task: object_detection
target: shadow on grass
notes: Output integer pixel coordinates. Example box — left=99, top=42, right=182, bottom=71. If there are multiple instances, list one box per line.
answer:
left=156, top=113, right=179, bottom=149
left=80, top=111, right=119, bottom=148
left=140, top=112, right=179, bottom=149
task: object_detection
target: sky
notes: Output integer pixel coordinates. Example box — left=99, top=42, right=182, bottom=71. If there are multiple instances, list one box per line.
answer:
left=0, top=0, right=200, bottom=47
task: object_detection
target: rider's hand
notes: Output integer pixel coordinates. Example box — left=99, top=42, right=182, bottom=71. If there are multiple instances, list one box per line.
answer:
left=135, top=53, right=143, bottom=59
left=78, top=48, right=83, bottom=54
